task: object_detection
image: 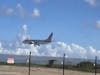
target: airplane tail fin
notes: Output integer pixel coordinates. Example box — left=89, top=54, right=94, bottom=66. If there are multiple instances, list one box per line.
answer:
left=46, top=32, right=53, bottom=42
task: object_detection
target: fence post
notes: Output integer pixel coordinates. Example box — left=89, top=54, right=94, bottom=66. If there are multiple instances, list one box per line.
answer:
left=95, top=56, right=97, bottom=75
left=28, top=51, right=31, bottom=75
left=63, top=53, right=65, bottom=75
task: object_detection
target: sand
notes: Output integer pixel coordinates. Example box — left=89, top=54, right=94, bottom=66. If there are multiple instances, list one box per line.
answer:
left=0, top=65, right=100, bottom=75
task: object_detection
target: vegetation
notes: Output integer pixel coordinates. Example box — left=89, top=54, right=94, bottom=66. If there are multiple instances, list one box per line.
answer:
left=45, top=61, right=100, bottom=73
left=0, top=61, right=100, bottom=73
left=76, top=61, right=95, bottom=72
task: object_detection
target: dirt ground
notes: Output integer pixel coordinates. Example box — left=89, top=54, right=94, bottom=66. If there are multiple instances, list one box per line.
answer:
left=0, top=65, right=100, bottom=75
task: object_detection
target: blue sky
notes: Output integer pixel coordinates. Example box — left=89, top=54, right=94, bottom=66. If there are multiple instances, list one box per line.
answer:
left=0, top=0, right=100, bottom=49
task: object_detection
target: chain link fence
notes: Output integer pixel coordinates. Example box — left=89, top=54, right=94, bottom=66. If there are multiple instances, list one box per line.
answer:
left=0, top=54, right=100, bottom=75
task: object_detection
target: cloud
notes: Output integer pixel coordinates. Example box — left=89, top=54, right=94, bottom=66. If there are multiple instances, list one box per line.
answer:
left=33, top=0, right=47, bottom=3
left=0, top=4, right=40, bottom=19
left=22, top=24, right=28, bottom=32
left=18, top=24, right=30, bottom=41
left=83, top=20, right=100, bottom=30
left=16, top=3, right=26, bottom=18
left=4, top=8, right=14, bottom=15
left=95, top=20, right=100, bottom=29
left=33, top=0, right=41, bottom=3
left=0, top=41, right=100, bottom=59
left=84, top=0, right=96, bottom=6
left=0, top=24, right=100, bottom=59
left=31, top=8, right=40, bottom=18
left=0, top=7, right=14, bottom=16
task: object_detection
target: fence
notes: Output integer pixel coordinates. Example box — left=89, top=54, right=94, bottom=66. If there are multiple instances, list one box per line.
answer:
left=0, top=54, right=100, bottom=75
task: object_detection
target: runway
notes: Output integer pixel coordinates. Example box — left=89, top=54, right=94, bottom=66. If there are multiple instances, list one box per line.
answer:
left=0, top=65, right=99, bottom=75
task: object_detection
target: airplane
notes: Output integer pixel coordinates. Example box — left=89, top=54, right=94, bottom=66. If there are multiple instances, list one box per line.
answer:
left=23, top=32, right=53, bottom=46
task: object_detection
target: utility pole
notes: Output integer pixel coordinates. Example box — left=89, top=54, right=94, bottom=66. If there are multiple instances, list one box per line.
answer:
left=63, top=53, right=65, bottom=75
left=28, top=51, right=31, bottom=75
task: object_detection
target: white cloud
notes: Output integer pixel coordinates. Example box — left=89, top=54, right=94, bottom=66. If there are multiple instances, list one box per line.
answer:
left=0, top=41, right=100, bottom=59
left=33, top=0, right=41, bottom=3
left=16, top=3, right=22, bottom=8
left=22, top=24, right=28, bottom=32
left=0, top=4, right=41, bottom=19
left=16, top=3, right=26, bottom=18
left=18, top=24, right=30, bottom=41
left=31, top=8, right=40, bottom=18
left=33, top=0, right=46, bottom=3
left=5, top=8, right=14, bottom=15
left=84, top=0, right=96, bottom=6
left=96, top=20, right=100, bottom=29
left=0, top=24, right=100, bottom=59
left=0, top=7, right=14, bottom=16
left=85, top=20, right=100, bottom=30
left=16, top=4, right=41, bottom=18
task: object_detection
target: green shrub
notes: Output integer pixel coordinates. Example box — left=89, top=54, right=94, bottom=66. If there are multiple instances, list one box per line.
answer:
left=76, top=61, right=94, bottom=72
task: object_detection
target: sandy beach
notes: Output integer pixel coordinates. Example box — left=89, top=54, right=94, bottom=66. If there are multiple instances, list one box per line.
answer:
left=0, top=65, right=100, bottom=75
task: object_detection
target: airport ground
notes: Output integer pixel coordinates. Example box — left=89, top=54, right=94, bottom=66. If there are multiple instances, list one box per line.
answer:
left=0, top=65, right=100, bottom=75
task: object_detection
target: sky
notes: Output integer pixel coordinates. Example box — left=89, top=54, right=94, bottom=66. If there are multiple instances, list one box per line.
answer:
left=0, top=0, right=100, bottom=58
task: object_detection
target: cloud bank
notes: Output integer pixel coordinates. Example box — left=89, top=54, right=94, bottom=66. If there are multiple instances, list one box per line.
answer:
left=0, top=24, right=100, bottom=59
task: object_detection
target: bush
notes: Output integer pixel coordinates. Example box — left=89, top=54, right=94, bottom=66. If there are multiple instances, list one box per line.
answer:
left=76, top=61, right=94, bottom=72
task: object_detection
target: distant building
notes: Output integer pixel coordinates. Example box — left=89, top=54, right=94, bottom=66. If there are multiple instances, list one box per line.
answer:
left=7, top=57, right=14, bottom=64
